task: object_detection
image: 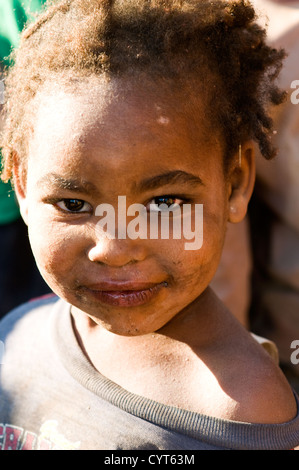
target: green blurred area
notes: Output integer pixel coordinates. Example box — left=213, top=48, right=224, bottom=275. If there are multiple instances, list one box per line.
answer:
left=0, top=0, right=46, bottom=224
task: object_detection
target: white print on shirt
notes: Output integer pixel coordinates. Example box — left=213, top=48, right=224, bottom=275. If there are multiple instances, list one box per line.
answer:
left=0, top=420, right=81, bottom=450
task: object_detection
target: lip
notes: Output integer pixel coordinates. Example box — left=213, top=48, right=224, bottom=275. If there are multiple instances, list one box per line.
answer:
left=81, top=281, right=168, bottom=307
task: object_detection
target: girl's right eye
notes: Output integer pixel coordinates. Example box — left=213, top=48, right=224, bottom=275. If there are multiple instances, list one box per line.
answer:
left=55, top=199, right=92, bottom=213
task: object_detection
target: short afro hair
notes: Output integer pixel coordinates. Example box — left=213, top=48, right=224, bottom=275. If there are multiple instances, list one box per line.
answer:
left=0, top=0, right=286, bottom=182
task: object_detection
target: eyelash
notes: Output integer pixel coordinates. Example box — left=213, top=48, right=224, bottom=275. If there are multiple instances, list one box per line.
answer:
left=48, top=198, right=92, bottom=214
left=147, top=195, right=186, bottom=212
left=48, top=195, right=189, bottom=215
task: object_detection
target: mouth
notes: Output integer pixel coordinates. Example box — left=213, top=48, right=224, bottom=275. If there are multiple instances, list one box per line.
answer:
left=80, top=280, right=168, bottom=307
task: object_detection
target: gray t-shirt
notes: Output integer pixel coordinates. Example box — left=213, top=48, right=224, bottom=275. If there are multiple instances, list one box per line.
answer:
left=0, top=296, right=299, bottom=450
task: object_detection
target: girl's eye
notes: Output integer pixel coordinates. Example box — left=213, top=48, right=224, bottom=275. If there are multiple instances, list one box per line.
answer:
left=56, top=199, right=91, bottom=213
left=148, top=196, right=184, bottom=212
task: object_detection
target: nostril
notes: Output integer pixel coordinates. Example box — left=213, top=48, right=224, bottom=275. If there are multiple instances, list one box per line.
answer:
left=87, top=238, right=147, bottom=267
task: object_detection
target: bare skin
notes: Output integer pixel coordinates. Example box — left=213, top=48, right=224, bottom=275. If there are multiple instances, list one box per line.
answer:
left=72, top=287, right=296, bottom=424
left=14, top=76, right=297, bottom=424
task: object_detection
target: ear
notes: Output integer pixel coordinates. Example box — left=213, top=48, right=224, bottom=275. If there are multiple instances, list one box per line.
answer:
left=12, top=155, right=29, bottom=226
left=228, top=142, right=256, bottom=224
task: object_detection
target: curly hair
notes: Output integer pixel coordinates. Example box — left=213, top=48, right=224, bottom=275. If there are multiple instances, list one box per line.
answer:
left=0, top=0, right=286, bottom=182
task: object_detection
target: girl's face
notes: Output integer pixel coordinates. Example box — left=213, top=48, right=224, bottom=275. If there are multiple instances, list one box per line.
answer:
left=16, top=78, right=253, bottom=335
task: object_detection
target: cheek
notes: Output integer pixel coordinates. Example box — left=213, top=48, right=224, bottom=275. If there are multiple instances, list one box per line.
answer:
left=165, top=209, right=226, bottom=286
left=160, top=230, right=224, bottom=289
left=27, top=219, right=83, bottom=289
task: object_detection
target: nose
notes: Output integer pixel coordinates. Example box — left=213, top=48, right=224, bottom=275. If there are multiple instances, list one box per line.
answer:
left=88, top=236, right=148, bottom=267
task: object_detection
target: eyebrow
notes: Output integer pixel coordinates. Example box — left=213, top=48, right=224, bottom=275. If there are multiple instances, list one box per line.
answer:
left=36, top=169, right=203, bottom=197
left=36, top=172, right=99, bottom=196
left=136, top=170, right=204, bottom=193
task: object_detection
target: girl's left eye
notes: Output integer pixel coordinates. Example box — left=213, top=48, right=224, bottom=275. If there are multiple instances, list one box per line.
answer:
left=56, top=199, right=92, bottom=213
left=147, top=196, right=184, bottom=212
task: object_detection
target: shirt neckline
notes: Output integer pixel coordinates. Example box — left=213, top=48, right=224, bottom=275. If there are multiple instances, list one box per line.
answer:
left=50, top=297, right=299, bottom=450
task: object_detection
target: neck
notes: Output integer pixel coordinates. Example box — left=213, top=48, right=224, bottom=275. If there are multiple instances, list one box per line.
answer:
left=71, top=287, right=227, bottom=373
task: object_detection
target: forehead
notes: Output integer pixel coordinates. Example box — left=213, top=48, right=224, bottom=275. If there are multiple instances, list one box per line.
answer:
left=29, top=76, right=221, bottom=171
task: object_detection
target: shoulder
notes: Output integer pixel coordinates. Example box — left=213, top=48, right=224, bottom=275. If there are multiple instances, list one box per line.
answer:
left=217, top=327, right=298, bottom=424
left=186, top=298, right=298, bottom=425
left=0, top=294, right=59, bottom=342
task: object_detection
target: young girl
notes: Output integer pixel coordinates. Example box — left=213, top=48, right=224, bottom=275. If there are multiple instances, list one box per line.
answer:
left=0, top=0, right=298, bottom=450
